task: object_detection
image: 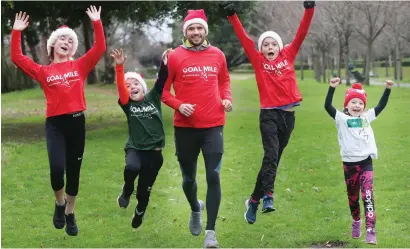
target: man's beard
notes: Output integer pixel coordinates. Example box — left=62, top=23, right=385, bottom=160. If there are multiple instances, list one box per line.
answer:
left=188, top=36, right=205, bottom=46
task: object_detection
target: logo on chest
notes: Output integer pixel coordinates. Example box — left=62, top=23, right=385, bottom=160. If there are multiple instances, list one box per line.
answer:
left=130, top=103, right=158, bottom=119
left=263, top=60, right=289, bottom=76
left=182, top=66, right=218, bottom=81
left=46, top=71, right=80, bottom=88
left=346, top=117, right=371, bottom=142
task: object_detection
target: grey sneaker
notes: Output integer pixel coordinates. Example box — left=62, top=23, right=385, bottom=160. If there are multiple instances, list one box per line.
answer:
left=117, top=184, right=132, bottom=209
left=204, top=230, right=219, bottom=248
left=189, top=200, right=204, bottom=236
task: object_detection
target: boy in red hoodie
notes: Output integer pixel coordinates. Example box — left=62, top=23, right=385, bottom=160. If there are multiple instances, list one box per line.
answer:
left=161, top=9, right=232, bottom=248
left=10, top=6, right=106, bottom=236
left=220, top=1, right=315, bottom=224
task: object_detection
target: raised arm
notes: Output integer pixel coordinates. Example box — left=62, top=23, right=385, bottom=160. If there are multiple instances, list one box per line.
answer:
left=324, top=77, right=340, bottom=119
left=76, top=6, right=106, bottom=74
left=110, top=49, right=129, bottom=105
left=10, top=12, right=42, bottom=82
left=220, top=3, right=259, bottom=63
left=153, top=49, right=172, bottom=95
left=374, top=80, right=393, bottom=117
left=287, top=1, right=315, bottom=57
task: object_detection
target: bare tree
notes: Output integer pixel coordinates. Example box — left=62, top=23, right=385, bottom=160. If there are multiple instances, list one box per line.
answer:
left=353, top=1, right=391, bottom=85
left=249, top=1, right=303, bottom=42
left=323, top=1, right=355, bottom=85
left=307, top=3, right=336, bottom=83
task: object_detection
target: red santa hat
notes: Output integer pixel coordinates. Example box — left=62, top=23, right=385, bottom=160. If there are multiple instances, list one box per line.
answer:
left=344, top=83, right=367, bottom=108
left=182, top=9, right=209, bottom=36
left=258, top=31, right=283, bottom=52
left=124, top=72, right=148, bottom=93
left=47, top=25, right=78, bottom=57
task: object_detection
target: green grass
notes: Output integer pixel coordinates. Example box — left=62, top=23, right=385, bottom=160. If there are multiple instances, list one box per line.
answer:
left=233, top=67, right=410, bottom=83
left=2, top=75, right=410, bottom=248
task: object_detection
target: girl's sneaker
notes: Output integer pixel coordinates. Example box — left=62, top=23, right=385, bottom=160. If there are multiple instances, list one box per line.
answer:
left=365, top=228, right=377, bottom=245
left=351, top=219, right=362, bottom=238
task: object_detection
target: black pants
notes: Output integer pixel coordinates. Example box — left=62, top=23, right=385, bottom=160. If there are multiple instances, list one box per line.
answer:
left=174, top=126, right=223, bottom=231
left=122, top=148, right=163, bottom=211
left=45, top=112, right=85, bottom=196
left=251, top=109, right=295, bottom=200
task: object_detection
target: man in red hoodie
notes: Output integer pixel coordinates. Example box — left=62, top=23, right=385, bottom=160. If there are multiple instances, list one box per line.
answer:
left=220, top=1, right=315, bottom=224
left=161, top=9, right=232, bottom=248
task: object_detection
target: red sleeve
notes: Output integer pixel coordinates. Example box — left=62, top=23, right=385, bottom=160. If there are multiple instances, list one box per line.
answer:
left=227, top=14, right=259, bottom=64
left=76, top=20, right=106, bottom=76
left=287, top=8, right=315, bottom=58
left=10, top=30, right=42, bottom=82
left=161, top=53, right=183, bottom=110
left=115, top=64, right=129, bottom=105
left=219, top=52, right=232, bottom=102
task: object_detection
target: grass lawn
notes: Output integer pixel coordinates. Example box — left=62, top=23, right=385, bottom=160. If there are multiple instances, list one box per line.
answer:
left=1, top=75, right=409, bottom=248
left=234, top=67, right=410, bottom=83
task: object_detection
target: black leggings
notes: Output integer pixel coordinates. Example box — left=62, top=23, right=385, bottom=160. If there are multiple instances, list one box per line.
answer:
left=122, top=149, right=164, bottom=211
left=174, top=126, right=223, bottom=231
left=251, top=109, right=295, bottom=200
left=45, top=112, right=85, bottom=196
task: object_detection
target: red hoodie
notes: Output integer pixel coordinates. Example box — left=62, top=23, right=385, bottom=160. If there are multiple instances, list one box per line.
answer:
left=227, top=8, right=314, bottom=109
left=10, top=20, right=106, bottom=118
left=161, top=46, right=232, bottom=128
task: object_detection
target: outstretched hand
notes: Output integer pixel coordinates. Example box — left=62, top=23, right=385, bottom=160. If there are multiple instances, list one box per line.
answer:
left=110, top=48, right=127, bottom=65
left=13, top=11, right=29, bottom=31
left=86, top=5, right=101, bottom=21
left=329, top=77, right=340, bottom=88
left=218, top=2, right=236, bottom=16
left=303, top=1, right=316, bottom=9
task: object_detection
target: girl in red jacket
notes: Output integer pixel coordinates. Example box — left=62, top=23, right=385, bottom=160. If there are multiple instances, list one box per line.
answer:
left=10, top=6, right=106, bottom=236
left=221, top=1, right=315, bottom=224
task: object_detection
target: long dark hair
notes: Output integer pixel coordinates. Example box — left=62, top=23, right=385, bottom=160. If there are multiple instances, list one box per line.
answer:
left=48, top=47, right=54, bottom=62
left=343, top=108, right=351, bottom=116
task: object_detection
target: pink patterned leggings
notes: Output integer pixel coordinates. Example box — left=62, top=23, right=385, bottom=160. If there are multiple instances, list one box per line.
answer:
left=343, top=157, right=376, bottom=229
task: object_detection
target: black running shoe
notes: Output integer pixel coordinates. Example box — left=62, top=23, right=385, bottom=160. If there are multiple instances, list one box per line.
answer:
left=117, top=184, right=132, bottom=209
left=53, top=200, right=66, bottom=229
left=65, top=213, right=79, bottom=236
left=131, top=209, right=145, bottom=229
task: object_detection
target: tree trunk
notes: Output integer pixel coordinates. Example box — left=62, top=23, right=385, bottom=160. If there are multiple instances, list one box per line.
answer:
left=344, top=39, right=350, bottom=86
left=385, top=55, right=389, bottom=78
left=1, top=21, right=10, bottom=93
left=82, top=19, right=98, bottom=84
left=25, top=27, right=40, bottom=63
left=321, top=51, right=326, bottom=83
left=395, top=38, right=401, bottom=84
left=313, top=55, right=321, bottom=82
left=363, top=41, right=372, bottom=85
left=338, top=39, right=343, bottom=77
left=392, top=48, right=397, bottom=80
left=102, top=25, right=114, bottom=84
left=19, top=33, right=35, bottom=90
